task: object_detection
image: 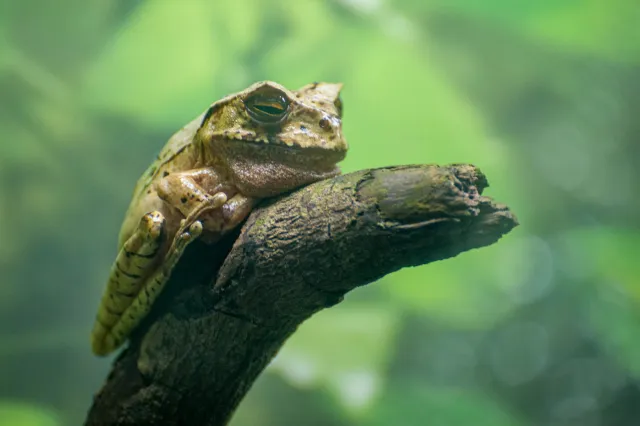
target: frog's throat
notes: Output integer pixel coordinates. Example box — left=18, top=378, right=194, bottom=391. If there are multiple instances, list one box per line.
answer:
left=225, top=155, right=341, bottom=198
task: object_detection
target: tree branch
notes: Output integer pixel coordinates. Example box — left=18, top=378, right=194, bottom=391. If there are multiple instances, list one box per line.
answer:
left=85, top=164, right=518, bottom=426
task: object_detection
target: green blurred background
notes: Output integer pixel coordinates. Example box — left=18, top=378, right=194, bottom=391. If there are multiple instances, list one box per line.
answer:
left=1, top=0, right=639, bottom=425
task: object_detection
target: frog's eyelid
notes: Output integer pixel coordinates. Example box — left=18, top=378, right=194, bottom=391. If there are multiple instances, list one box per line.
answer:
left=250, top=93, right=288, bottom=105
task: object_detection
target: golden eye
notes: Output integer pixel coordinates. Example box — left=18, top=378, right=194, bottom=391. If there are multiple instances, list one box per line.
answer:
left=244, top=91, right=290, bottom=124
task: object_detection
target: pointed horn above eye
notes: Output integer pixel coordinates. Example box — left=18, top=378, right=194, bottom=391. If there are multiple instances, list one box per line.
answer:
left=316, top=82, right=343, bottom=100
left=299, top=82, right=344, bottom=100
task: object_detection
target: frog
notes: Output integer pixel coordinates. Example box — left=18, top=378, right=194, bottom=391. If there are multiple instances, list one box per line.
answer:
left=90, top=81, right=348, bottom=356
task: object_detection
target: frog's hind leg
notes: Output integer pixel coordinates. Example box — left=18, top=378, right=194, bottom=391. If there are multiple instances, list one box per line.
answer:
left=100, top=220, right=204, bottom=355
left=91, top=211, right=165, bottom=356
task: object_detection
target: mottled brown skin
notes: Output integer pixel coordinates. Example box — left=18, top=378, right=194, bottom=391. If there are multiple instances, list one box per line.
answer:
left=90, top=81, right=348, bottom=356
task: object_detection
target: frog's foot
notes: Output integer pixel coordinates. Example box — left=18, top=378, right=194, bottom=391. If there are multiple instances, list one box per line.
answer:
left=176, top=191, right=228, bottom=236
left=90, top=211, right=165, bottom=356
left=221, top=193, right=257, bottom=232
left=155, top=170, right=228, bottom=234
left=98, top=221, right=204, bottom=355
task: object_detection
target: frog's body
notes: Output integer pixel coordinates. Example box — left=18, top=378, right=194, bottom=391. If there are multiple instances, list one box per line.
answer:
left=91, top=81, right=347, bottom=356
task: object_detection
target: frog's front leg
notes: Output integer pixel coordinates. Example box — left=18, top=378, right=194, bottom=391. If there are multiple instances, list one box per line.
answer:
left=155, top=168, right=230, bottom=234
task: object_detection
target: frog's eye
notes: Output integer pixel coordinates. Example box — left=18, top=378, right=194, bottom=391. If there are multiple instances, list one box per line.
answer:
left=245, top=92, right=290, bottom=124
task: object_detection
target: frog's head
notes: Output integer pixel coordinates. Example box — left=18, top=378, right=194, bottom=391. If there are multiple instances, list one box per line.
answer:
left=197, top=81, right=348, bottom=197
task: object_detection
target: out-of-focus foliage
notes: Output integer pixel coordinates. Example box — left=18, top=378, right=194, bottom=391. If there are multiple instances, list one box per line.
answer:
left=0, top=401, right=59, bottom=426
left=0, top=0, right=638, bottom=425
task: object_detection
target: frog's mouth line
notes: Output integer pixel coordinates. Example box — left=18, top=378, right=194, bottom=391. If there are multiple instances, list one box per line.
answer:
left=221, top=138, right=345, bottom=168
left=240, top=139, right=346, bottom=158
left=214, top=129, right=343, bottom=153
left=226, top=136, right=325, bottom=152
left=242, top=139, right=305, bottom=150
left=216, top=131, right=293, bottom=148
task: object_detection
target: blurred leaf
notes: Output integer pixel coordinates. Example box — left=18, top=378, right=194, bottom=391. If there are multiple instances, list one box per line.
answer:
left=559, top=227, right=640, bottom=299
left=210, top=0, right=261, bottom=53
left=269, top=303, right=399, bottom=411
left=588, top=285, right=640, bottom=379
left=527, top=0, right=640, bottom=62
left=262, top=0, right=345, bottom=82
left=341, top=33, right=494, bottom=169
left=419, top=0, right=572, bottom=24
left=399, top=0, right=640, bottom=62
left=0, top=401, right=60, bottom=426
left=232, top=373, right=350, bottom=426
left=1, top=0, right=117, bottom=76
left=81, top=0, right=221, bottom=129
left=361, top=384, right=522, bottom=426
left=380, top=230, right=538, bottom=329
left=558, top=227, right=640, bottom=378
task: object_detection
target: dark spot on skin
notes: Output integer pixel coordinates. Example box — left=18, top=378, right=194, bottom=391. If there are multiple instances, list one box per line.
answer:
left=300, top=125, right=307, bottom=131
left=329, top=135, right=335, bottom=140
left=311, top=82, right=318, bottom=89
left=181, top=197, right=187, bottom=203
left=147, top=190, right=151, bottom=194
left=319, top=118, right=330, bottom=130
left=162, top=171, right=169, bottom=177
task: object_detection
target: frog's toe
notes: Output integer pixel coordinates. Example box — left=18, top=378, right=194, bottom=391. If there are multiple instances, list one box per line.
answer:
left=140, top=211, right=166, bottom=241
left=211, top=192, right=228, bottom=209
left=188, top=220, right=204, bottom=237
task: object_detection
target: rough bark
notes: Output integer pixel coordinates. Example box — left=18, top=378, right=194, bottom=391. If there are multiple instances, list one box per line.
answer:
left=85, top=164, right=518, bottom=426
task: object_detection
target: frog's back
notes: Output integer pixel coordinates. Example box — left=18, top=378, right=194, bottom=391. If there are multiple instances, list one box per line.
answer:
left=118, top=113, right=205, bottom=247
left=133, top=113, right=205, bottom=196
